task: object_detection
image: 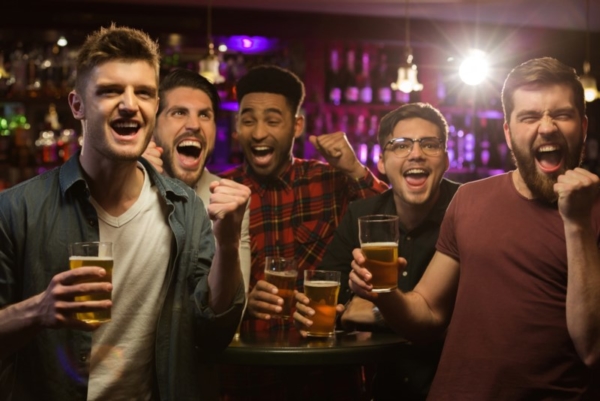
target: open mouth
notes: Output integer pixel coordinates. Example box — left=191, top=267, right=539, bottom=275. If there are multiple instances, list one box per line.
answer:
left=404, top=168, right=429, bottom=187
left=535, top=144, right=562, bottom=173
left=251, top=145, right=275, bottom=165
left=111, top=120, right=140, bottom=136
left=177, top=140, right=203, bottom=166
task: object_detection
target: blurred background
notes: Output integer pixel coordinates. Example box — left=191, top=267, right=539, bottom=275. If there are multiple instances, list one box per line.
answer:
left=1, top=0, right=599, bottom=189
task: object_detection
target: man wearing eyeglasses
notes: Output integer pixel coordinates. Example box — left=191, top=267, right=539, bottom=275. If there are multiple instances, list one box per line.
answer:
left=295, top=102, right=460, bottom=401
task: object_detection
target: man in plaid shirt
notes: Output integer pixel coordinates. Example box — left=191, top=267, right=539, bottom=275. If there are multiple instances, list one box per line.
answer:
left=221, top=65, right=388, bottom=330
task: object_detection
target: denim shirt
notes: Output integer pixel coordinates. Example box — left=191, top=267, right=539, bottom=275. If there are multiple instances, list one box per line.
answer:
left=0, top=155, right=245, bottom=401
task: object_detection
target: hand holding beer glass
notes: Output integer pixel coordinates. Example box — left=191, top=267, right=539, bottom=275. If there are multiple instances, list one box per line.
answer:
left=264, top=256, right=298, bottom=319
left=358, top=215, right=400, bottom=293
left=304, top=270, right=341, bottom=337
left=69, top=241, right=114, bottom=324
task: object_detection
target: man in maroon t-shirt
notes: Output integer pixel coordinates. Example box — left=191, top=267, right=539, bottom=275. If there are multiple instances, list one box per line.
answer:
left=350, top=57, right=600, bottom=400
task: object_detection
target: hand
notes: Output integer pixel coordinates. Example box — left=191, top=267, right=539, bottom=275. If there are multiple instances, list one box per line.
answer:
left=309, top=132, right=366, bottom=179
left=293, top=290, right=345, bottom=337
left=554, top=167, right=600, bottom=224
left=207, top=179, right=251, bottom=248
left=35, top=267, right=112, bottom=331
left=247, top=280, right=284, bottom=320
left=143, top=140, right=164, bottom=174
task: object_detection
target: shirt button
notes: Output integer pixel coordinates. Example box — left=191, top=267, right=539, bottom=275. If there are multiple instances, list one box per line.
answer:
left=402, top=271, right=408, bottom=277
left=79, top=353, right=87, bottom=362
left=406, top=236, right=412, bottom=241
left=88, top=220, right=96, bottom=226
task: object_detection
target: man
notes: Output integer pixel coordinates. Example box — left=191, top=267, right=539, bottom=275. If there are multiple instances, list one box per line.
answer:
left=295, top=103, right=460, bottom=401
left=0, top=25, right=248, bottom=401
left=220, top=65, right=388, bottom=324
left=143, top=68, right=251, bottom=293
left=350, top=57, right=600, bottom=399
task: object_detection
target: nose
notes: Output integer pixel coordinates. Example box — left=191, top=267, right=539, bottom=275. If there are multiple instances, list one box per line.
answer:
left=186, top=115, right=201, bottom=132
left=538, top=115, right=558, bottom=136
left=407, top=141, right=426, bottom=159
left=119, top=89, right=139, bottom=114
left=251, top=121, right=269, bottom=141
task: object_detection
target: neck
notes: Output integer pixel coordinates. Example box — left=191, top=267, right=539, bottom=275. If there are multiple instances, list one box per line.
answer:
left=80, top=155, right=145, bottom=216
left=394, top=191, right=440, bottom=232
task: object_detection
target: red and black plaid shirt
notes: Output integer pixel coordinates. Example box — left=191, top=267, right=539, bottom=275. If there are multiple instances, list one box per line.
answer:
left=222, top=158, right=388, bottom=304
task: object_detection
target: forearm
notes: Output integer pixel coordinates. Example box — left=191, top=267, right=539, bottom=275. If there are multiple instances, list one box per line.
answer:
left=0, top=295, right=43, bottom=359
left=375, top=290, right=447, bottom=344
left=565, top=221, right=600, bottom=368
left=208, top=243, right=244, bottom=314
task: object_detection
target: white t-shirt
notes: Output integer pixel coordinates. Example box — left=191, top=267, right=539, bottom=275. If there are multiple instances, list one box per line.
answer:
left=87, top=164, right=171, bottom=401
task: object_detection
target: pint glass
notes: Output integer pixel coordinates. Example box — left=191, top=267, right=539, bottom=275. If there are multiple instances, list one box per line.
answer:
left=304, top=270, right=341, bottom=337
left=69, top=241, right=113, bottom=324
left=358, top=215, right=400, bottom=293
left=264, top=256, right=298, bottom=319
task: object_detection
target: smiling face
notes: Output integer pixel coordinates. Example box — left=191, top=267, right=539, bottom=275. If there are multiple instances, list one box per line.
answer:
left=378, top=117, right=449, bottom=210
left=504, top=83, right=587, bottom=202
left=69, top=60, right=158, bottom=164
left=236, top=92, right=303, bottom=179
left=153, top=86, right=216, bottom=187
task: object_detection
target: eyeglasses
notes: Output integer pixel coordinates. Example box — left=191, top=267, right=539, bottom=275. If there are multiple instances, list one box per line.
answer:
left=384, top=137, right=445, bottom=158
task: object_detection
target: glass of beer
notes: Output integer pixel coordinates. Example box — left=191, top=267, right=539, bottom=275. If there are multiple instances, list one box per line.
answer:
left=358, top=214, right=399, bottom=293
left=304, top=270, right=341, bottom=337
left=264, top=256, right=298, bottom=319
left=68, top=241, right=114, bottom=324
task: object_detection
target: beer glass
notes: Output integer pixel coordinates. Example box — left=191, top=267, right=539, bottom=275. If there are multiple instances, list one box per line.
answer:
left=264, top=256, right=298, bottom=319
left=358, top=214, right=399, bottom=293
left=304, top=270, right=341, bottom=337
left=68, top=241, right=113, bottom=324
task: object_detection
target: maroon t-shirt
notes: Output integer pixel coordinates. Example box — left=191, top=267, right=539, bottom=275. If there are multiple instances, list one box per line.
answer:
left=431, top=172, right=600, bottom=400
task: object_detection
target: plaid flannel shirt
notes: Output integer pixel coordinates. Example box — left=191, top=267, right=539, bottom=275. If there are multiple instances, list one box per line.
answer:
left=222, top=158, right=388, bottom=327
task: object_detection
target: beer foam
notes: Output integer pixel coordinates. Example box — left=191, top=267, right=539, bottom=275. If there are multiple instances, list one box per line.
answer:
left=69, top=256, right=113, bottom=261
left=361, top=241, right=397, bottom=248
left=305, top=280, right=339, bottom=287
left=265, top=270, right=298, bottom=277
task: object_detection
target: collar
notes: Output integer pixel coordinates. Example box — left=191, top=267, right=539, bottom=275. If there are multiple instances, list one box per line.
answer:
left=242, top=158, right=297, bottom=196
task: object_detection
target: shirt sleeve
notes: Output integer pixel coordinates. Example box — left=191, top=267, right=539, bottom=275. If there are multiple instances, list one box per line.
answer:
left=345, top=166, right=389, bottom=200
left=436, top=186, right=461, bottom=261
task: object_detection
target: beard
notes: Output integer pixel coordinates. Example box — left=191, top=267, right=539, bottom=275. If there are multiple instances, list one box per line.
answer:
left=510, top=134, right=585, bottom=204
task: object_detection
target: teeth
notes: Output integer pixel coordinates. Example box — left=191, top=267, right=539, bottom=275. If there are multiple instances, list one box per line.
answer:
left=179, top=140, right=201, bottom=148
left=113, top=122, right=139, bottom=128
left=406, top=169, right=427, bottom=175
left=253, top=146, right=271, bottom=151
left=538, top=145, right=559, bottom=153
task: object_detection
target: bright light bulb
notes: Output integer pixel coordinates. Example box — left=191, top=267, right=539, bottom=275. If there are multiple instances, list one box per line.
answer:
left=581, top=72, right=598, bottom=102
left=459, top=49, right=488, bottom=86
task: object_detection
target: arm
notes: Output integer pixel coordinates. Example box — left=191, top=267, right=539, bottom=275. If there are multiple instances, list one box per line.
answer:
left=555, top=167, right=600, bottom=368
left=349, top=249, right=459, bottom=343
left=309, top=133, right=388, bottom=195
left=206, top=179, right=251, bottom=314
left=0, top=267, right=111, bottom=359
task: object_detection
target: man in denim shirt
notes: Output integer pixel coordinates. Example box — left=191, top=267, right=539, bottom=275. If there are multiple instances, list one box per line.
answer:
left=0, top=24, right=248, bottom=401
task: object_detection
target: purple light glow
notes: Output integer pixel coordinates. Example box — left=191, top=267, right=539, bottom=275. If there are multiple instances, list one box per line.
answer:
left=221, top=35, right=278, bottom=53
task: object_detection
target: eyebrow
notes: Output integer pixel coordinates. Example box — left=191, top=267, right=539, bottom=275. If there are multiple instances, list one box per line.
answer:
left=515, top=106, right=576, bottom=119
left=240, top=107, right=284, bottom=116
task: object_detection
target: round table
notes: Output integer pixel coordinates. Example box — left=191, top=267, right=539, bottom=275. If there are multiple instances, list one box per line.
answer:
left=219, top=327, right=409, bottom=366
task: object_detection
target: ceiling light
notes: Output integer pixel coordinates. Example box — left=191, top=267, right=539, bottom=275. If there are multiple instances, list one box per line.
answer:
left=459, top=49, right=488, bottom=86
left=391, top=0, right=423, bottom=94
left=199, top=0, right=225, bottom=84
left=580, top=0, right=598, bottom=102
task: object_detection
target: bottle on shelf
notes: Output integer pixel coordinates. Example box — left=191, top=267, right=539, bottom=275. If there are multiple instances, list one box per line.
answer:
left=357, top=46, right=373, bottom=104
left=374, top=50, right=392, bottom=105
left=325, top=46, right=343, bottom=106
left=341, top=45, right=359, bottom=104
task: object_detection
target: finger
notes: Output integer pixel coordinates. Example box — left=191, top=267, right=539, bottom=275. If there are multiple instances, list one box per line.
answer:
left=335, top=303, right=345, bottom=314
left=255, top=280, right=279, bottom=294
left=294, top=291, right=310, bottom=304
left=293, top=310, right=313, bottom=327
left=295, top=302, right=315, bottom=317
left=58, top=267, right=108, bottom=286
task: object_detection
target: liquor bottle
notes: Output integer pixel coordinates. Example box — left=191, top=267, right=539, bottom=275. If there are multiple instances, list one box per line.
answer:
left=375, top=51, right=392, bottom=105
left=357, top=47, right=373, bottom=104
left=367, top=114, right=379, bottom=138
left=325, top=47, right=342, bottom=105
left=342, top=46, right=359, bottom=104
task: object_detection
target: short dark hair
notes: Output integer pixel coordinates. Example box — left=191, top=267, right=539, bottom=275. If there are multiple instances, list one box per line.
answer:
left=157, top=68, right=221, bottom=118
left=378, top=103, right=449, bottom=149
left=75, top=23, right=160, bottom=94
left=235, top=65, right=305, bottom=115
left=501, top=57, right=585, bottom=124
